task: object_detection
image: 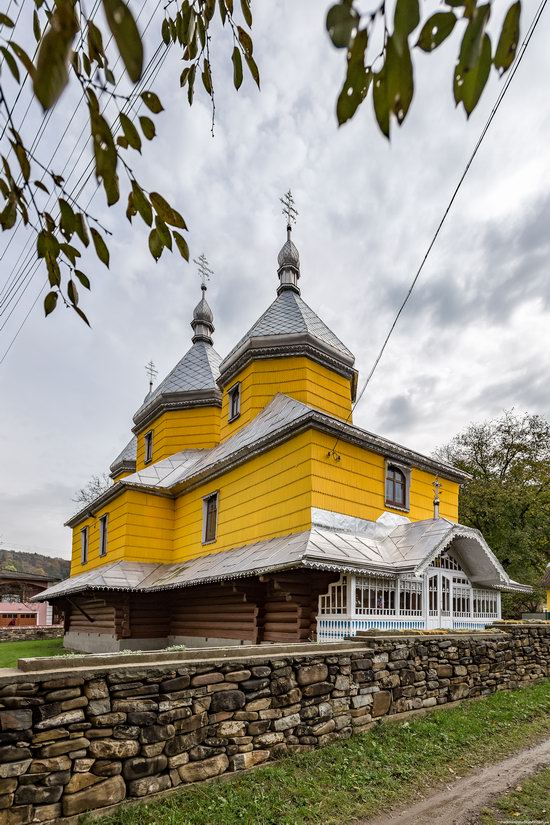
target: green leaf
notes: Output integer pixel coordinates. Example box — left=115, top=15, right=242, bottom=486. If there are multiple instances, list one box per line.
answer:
left=1, top=45, right=20, bottom=83
left=417, top=12, right=457, bottom=52
left=336, top=29, right=370, bottom=126
left=59, top=198, right=76, bottom=238
left=139, top=115, right=156, bottom=140
left=131, top=180, right=152, bottom=226
left=244, top=52, right=260, bottom=89
left=90, top=227, right=110, bottom=267
left=326, top=4, right=358, bottom=49
left=161, top=18, right=171, bottom=45
left=141, top=91, right=164, bottom=113
left=87, top=20, right=105, bottom=64
left=119, top=112, right=142, bottom=152
left=60, top=241, right=81, bottom=265
left=67, top=278, right=79, bottom=306
left=74, top=269, right=91, bottom=290
left=201, top=59, right=212, bottom=95
left=394, top=0, right=419, bottom=48
left=44, top=291, right=58, bottom=317
left=148, top=228, right=163, bottom=260
left=89, top=107, right=119, bottom=205
left=36, top=230, right=59, bottom=259
left=102, top=0, right=143, bottom=83
left=240, top=0, right=252, bottom=27
left=373, top=64, right=390, bottom=139
left=231, top=46, right=243, bottom=90
left=150, top=192, right=187, bottom=228
left=33, top=0, right=78, bottom=110
left=237, top=25, right=253, bottom=56
left=73, top=305, right=91, bottom=326
left=494, top=1, right=521, bottom=74
left=155, top=215, right=172, bottom=249
left=0, top=199, right=17, bottom=230
left=45, top=254, right=61, bottom=287
left=461, top=32, right=492, bottom=115
left=33, top=10, right=41, bottom=42
left=173, top=231, right=189, bottom=261
left=74, top=213, right=90, bottom=247
left=34, top=180, right=49, bottom=193
left=458, top=3, right=491, bottom=75
left=9, top=41, right=36, bottom=78
left=386, top=34, right=414, bottom=125
left=0, top=12, right=14, bottom=26
left=11, top=141, right=30, bottom=182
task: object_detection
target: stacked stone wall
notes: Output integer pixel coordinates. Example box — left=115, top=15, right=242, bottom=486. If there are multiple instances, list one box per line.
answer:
left=0, top=625, right=548, bottom=823
left=0, top=627, right=63, bottom=644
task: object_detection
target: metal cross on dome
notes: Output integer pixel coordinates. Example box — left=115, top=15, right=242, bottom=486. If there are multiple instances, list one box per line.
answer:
left=145, top=360, right=158, bottom=393
left=432, top=477, right=443, bottom=519
left=194, top=253, right=214, bottom=290
left=280, top=189, right=298, bottom=232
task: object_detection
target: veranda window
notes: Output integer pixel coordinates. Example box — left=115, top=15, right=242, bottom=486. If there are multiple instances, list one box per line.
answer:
left=319, top=576, right=348, bottom=615
left=399, top=577, right=423, bottom=615
left=453, top=581, right=471, bottom=617
left=356, top=576, right=396, bottom=615
left=473, top=589, right=498, bottom=617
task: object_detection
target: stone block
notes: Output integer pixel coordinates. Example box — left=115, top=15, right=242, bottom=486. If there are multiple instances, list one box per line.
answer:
left=84, top=680, right=109, bottom=700
left=173, top=713, right=206, bottom=735
left=436, top=665, right=453, bottom=679
left=178, top=754, right=229, bottom=783
left=372, top=691, right=392, bottom=718
left=217, top=721, right=245, bottom=737
left=191, top=673, right=224, bottom=688
left=0, top=780, right=16, bottom=796
left=128, top=773, right=171, bottom=797
left=38, top=737, right=89, bottom=758
left=0, top=761, right=31, bottom=780
left=225, top=670, right=252, bottom=683
left=127, top=712, right=157, bottom=726
left=123, top=754, right=168, bottom=780
left=273, top=713, right=300, bottom=732
left=229, top=750, right=270, bottom=771
left=351, top=694, right=373, bottom=709
left=44, top=688, right=81, bottom=702
left=160, top=675, right=190, bottom=692
left=209, top=690, right=245, bottom=713
left=164, top=729, right=203, bottom=757
left=14, top=784, right=63, bottom=806
left=35, top=710, right=85, bottom=731
left=139, top=724, right=175, bottom=744
left=89, top=739, right=140, bottom=759
left=0, top=711, right=32, bottom=732
left=0, top=747, right=30, bottom=765
left=167, top=751, right=189, bottom=769
left=62, top=775, right=126, bottom=816
left=246, top=698, right=271, bottom=711
left=296, top=664, right=329, bottom=686
left=91, top=760, right=122, bottom=777
left=74, top=758, right=95, bottom=773
left=64, top=773, right=102, bottom=794
left=29, top=803, right=62, bottom=822
left=88, top=698, right=111, bottom=716
left=142, top=742, right=166, bottom=758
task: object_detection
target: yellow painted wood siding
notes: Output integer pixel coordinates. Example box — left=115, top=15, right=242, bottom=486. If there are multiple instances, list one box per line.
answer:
left=111, top=469, right=134, bottom=483
left=309, top=431, right=459, bottom=523
left=71, top=490, right=174, bottom=575
left=220, top=357, right=353, bottom=441
left=135, top=406, right=221, bottom=469
left=173, top=431, right=313, bottom=563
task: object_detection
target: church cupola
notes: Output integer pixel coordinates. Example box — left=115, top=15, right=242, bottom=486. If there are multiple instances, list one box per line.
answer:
left=277, top=190, right=300, bottom=294
left=191, top=255, right=215, bottom=343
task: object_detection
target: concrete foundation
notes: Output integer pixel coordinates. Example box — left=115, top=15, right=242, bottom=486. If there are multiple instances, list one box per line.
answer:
left=64, top=632, right=167, bottom=654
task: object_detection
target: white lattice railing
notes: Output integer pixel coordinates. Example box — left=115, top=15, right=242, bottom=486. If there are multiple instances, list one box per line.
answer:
left=452, top=619, right=491, bottom=630
left=317, top=617, right=425, bottom=641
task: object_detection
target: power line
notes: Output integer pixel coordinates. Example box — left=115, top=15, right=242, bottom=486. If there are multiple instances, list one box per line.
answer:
left=329, top=0, right=548, bottom=456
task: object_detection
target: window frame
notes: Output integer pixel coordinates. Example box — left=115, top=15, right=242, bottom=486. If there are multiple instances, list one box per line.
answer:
left=384, top=461, right=410, bottom=511
left=144, top=430, right=153, bottom=464
left=99, top=514, right=108, bottom=557
left=228, top=383, right=241, bottom=422
left=202, top=491, right=219, bottom=544
left=80, top=526, right=89, bottom=565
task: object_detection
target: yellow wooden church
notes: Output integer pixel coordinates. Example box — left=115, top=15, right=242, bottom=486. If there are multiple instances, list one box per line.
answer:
left=36, top=205, right=530, bottom=651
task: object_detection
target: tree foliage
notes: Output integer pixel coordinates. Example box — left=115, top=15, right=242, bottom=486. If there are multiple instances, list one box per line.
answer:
left=436, top=410, right=550, bottom=615
left=0, top=0, right=522, bottom=324
left=72, top=472, right=112, bottom=505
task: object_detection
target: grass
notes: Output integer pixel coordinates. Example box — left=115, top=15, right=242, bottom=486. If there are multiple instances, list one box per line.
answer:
left=0, top=636, right=64, bottom=668
left=479, top=766, right=550, bottom=823
left=93, top=679, right=550, bottom=825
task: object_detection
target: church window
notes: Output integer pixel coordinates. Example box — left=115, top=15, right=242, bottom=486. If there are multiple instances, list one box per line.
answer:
left=385, top=463, right=408, bottom=509
left=203, top=492, right=219, bottom=543
left=99, top=515, right=108, bottom=557
left=80, top=527, right=89, bottom=564
left=144, top=431, right=153, bottom=464
left=228, top=383, right=241, bottom=421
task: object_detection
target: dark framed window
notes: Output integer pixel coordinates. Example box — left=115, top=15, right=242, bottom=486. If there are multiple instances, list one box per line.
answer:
left=385, top=464, right=407, bottom=508
left=99, top=514, right=108, bottom=557
left=228, top=383, right=241, bottom=422
left=81, top=526, right=89, bottom=564
left=203, top=493, right=219, bottom=543
left=144, top=430, right=153, bottom=464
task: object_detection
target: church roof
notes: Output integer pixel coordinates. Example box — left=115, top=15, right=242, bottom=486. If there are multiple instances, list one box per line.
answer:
left=133, top=342, right=222, bottom=430
left=219, top=291, right=354, bottom=381
left=109, top=436, right=137, bottom=478
left=34, top=516, right=530, bottom=602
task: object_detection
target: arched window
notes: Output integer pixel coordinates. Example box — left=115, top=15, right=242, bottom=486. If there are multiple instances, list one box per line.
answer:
left=385, top=464, right=407, bottom=508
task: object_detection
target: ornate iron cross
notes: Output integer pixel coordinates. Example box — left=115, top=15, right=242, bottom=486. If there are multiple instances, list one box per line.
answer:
left=280, top=189, right=298, bottom=230
left=194, top=254, right=214, bottom=289
left=145, top=360, right=158, bottom=393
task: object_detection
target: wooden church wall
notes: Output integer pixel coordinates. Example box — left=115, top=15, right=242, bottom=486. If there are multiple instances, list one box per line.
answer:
left=168, top=580, right=262, bottom=643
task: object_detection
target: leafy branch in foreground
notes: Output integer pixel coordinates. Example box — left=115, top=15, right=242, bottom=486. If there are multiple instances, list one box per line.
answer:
left=0, top=0, right=257, bottom=324
left=328, top=0, right=521, bottom=133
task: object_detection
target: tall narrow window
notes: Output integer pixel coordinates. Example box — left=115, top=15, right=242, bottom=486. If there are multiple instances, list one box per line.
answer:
left=80, top=527, right=89, bottom=565
left=385, top=464, right=408, bottom=509
left=203, top=492, right=219, bottom=543
left=99, top=514, right=108, bottom=557
left=144, top=430, right=153, bottom=464
left=228, top=383, right=241, bottom=422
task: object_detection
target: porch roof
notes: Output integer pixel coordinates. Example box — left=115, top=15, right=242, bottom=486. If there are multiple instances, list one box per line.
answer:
left=34, top=515, right=531, bottom=601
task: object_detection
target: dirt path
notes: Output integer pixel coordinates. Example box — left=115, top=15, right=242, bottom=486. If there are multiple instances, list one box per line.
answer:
left=357, top=737, right=550, bottom=825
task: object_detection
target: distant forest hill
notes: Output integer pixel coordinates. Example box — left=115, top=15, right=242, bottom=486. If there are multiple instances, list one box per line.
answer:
left=0, top=548, right=70, bottom=580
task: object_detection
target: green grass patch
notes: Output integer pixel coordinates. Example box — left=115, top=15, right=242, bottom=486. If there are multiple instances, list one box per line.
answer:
left=0, top=637, right=64, bottom=668
left=479, top=766, right=550, bottom=823
left=94, top=680, right=550, bottom=825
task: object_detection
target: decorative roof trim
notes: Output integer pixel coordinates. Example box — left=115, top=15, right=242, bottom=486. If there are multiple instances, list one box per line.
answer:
left=132, top=389, right=222, bottom=432
left=218, top=334, right=356, bottom=388
left=109, top=460, right=136, bottom=480
left=415, top=525, right=508, bottom=583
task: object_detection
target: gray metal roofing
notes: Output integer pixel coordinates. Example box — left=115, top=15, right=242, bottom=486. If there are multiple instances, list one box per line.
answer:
left=34, top=517, right=520, bottom=602
left=221, top=291, right=354, bottom=369
left=110, top=436, right=137, bottom=473
left=134, top=342, right=222, bottom=421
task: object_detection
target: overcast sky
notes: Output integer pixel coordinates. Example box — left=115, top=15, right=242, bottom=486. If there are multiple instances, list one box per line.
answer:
left=1, top=1, right=550, bottom=559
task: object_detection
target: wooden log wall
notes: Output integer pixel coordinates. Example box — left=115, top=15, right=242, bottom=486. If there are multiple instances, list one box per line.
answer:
left=129, top=593, right=170, bottom=639
left=169, top=579, right=262, bottom=643
left=64, top=596, right=117, bottom=634
left=260, top=571, right=339, bottom=643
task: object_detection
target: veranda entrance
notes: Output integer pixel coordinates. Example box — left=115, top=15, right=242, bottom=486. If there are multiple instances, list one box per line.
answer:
left=427, top=570, right=453, bottom=629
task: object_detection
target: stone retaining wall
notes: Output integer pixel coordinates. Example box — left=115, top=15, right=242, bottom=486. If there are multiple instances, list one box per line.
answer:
left=0, top=625, right=548, bottom=823
left=0, top=627, right=63, bottom=644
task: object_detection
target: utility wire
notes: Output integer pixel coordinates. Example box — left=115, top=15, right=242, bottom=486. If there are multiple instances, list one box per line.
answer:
left=328, top=0, right=548, bottom=457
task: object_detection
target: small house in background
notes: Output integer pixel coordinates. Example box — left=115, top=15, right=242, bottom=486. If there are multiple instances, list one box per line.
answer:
left=0, top=547, right=69, bottom=627
left=35, top=208, right=532, bottom=651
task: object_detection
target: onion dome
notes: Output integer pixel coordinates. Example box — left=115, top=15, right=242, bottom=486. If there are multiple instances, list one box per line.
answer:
left=191, top=284, right=215, bottom=344
left=277, top=227, right=301, bottom=295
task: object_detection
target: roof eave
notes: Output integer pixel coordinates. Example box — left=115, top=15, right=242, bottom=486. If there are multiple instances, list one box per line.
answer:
left=132, top=389, right=222, bottom=432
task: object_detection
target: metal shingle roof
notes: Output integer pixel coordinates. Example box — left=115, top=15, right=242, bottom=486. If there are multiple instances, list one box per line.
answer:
left=109, top=436, right=137, bottom=475
left=221, top=291, right=354, bottom=370
left=134, top=342, right=222, bottom=422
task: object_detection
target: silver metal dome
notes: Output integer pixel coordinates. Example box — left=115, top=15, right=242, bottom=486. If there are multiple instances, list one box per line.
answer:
left=191, top=285, right=214, bottom=344
left=277, top=238, right=300, bottom=271
left=192, top=290, right=214, bottom=325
